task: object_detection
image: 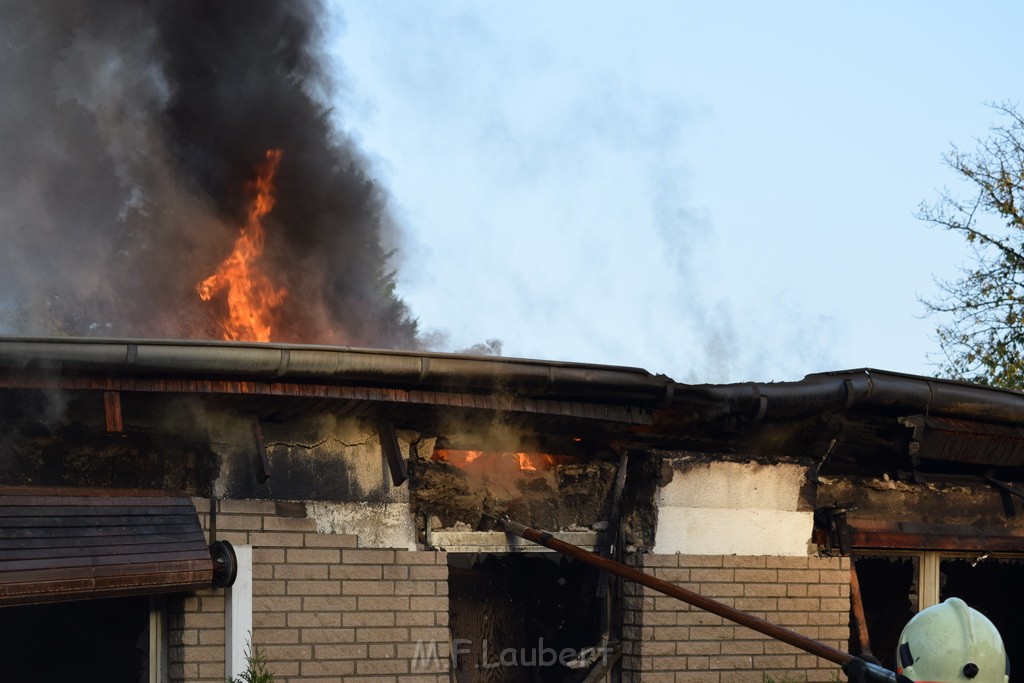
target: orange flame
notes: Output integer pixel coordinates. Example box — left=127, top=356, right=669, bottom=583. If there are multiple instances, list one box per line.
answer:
left=197, top=149, right=287, bottom=341
left=432, top=449, right=565, bottom=472
left=516, top=453, right=537, bottom=471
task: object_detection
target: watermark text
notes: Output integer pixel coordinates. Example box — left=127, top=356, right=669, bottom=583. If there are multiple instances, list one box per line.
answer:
left=412, top=638, right=612, bottom=671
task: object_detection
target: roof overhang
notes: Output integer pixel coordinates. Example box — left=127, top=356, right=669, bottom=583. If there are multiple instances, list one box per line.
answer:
left=0, top=487, right=216, bottom=607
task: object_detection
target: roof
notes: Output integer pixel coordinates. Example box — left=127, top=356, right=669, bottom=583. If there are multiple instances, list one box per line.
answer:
left=0, top=487, right=214, bottom=606
left=3, top=337, right=1024, bottom=471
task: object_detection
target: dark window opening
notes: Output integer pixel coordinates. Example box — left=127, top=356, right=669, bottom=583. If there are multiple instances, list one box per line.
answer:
left=941, top=558, right=1024, bottom=681
left=852, top=556, right=918, bottom=671
left=448, top=553, right=605, bottom=682
left=0, top=595, right=150, bottom=682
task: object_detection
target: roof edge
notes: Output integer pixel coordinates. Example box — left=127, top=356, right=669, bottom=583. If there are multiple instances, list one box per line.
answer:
left=0, top=336, right=674, bottom=405
left=672, top=368, right=1024, bottom=426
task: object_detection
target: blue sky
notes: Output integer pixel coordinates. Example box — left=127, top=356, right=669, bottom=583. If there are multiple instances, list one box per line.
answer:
left=328, top=2, right=1024, bottom=383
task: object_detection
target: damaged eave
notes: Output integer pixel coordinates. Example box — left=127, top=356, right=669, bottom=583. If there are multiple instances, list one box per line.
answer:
left=0, top=336, right=673, bottom=403
left=11, top=338, right=1024, bottom=467
left=0, top=337, right=669, bottom=433
left=817, top=472, right=1024, bottom=553
left=899, top=415, right=1024, bottom=468
left=668, top=368, right=1024, bottom=426
left=846, top=519, right=1024, bottom=553
left=653, top=369, right=1024, bottom=471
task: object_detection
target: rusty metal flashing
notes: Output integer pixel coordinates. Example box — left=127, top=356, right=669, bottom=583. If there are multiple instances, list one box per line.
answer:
left=0, top=487, right=214, bottom=607
left=846, top=518, right=1024, bottom=553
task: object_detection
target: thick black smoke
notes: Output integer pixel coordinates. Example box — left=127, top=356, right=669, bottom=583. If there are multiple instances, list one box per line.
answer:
left=0, top=0, right=418, bottom=348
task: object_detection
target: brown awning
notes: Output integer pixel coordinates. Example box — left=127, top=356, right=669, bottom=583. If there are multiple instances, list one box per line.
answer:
left=0, top=487, right=214, bottom=607
left=849, top=518, right=1024, bottom=553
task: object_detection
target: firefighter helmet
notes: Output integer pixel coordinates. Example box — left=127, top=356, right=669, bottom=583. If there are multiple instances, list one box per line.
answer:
left=896, top=597, right=1008, bottom=682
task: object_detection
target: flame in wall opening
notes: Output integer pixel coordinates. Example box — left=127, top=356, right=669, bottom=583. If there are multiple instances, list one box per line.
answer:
left=517, top=453, right=537, bottom=471
left=197, top=149, right=287, bottom=342
left=432, top=449, right=567, bottom=473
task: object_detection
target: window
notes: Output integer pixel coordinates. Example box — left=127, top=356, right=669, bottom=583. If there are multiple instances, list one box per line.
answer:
left=0, top=594, right=168, bottom=682
left=854, top=552, right=1024, bottom=676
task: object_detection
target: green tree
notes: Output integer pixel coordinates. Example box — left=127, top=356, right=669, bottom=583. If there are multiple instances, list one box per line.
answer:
left=920, top=103, right=1024, bottom=388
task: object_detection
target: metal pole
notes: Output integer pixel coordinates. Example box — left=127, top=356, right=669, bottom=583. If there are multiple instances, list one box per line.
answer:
left=849, top=564, right=874, bottom=659
left=498, top=517, right=898, bottom=682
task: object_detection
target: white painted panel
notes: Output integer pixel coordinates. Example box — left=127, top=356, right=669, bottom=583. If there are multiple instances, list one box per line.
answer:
left=651, top=460, right=814, bottom=556
left=657, top=461, right=808, bottom=510
left=225, top=544, right=253, bottom=679
left=653, top=507, right=813, bottom=556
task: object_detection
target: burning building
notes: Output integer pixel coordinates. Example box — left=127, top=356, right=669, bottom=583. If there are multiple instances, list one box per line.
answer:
left=2, top=338, right=1024, bottom=681
left=5, top=2, right=1024, bottom=682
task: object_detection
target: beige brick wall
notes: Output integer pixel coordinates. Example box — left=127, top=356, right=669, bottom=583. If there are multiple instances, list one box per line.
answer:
left=169, top=499, right=449, bottom=682
left=621, top=554, right=851, bottom=683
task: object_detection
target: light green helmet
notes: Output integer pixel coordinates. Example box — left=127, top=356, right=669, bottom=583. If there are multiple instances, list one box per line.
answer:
left=896, top=597, right=1008, bottom=682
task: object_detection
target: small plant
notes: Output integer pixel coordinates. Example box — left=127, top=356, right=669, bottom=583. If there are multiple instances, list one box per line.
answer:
left=762, top=674, right=841, bottom=683
left=227, top=640, right=275, bottom=683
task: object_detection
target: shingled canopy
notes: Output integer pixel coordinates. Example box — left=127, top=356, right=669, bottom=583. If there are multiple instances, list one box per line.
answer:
left=0, top=487, right=215, bottom=606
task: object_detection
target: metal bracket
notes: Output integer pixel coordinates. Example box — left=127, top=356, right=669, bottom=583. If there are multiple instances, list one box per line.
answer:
left=250, top=415, right=272, bottom=484
left=815, top=502, right=856, bottom=555
left=984, top=475, right=1023, bottom=518
left=379, top=420, right=408, bottom=487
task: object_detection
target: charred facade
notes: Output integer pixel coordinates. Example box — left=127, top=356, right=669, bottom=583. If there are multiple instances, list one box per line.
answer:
left=1, top=338, right=1024, bottom=681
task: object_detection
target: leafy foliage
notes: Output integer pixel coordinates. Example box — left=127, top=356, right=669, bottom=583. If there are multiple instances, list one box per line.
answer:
left=920, top=103, right=1024, bottom=388
left=226, top=640, right=274, bottom=683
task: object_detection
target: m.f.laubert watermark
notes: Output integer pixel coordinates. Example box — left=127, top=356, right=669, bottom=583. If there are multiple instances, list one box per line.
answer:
left=412, top=638, right=613, bottom=671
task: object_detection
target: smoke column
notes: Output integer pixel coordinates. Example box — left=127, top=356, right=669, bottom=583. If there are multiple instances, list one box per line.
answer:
left=0, top=0, right=418, bottom=348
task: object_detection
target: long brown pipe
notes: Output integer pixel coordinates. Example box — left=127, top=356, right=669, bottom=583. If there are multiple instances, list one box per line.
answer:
left=499, top=517, right=895, bottom=679
left=849, top=564, right=874, bottom=658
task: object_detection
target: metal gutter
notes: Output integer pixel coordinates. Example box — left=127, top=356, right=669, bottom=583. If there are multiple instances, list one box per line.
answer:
left=5, top=338, right=1024, bottom=425
left=0, top=337, right=674, bottom=405
left=672, top=369, right=1024, bottom=426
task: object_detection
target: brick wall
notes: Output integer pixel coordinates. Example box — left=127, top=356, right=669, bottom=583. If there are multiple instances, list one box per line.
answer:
left=169, top=499, right=449, bottom=683
left=621, top=554, right=851, bottom=683
left=166, top=500, right=852, bottom=682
